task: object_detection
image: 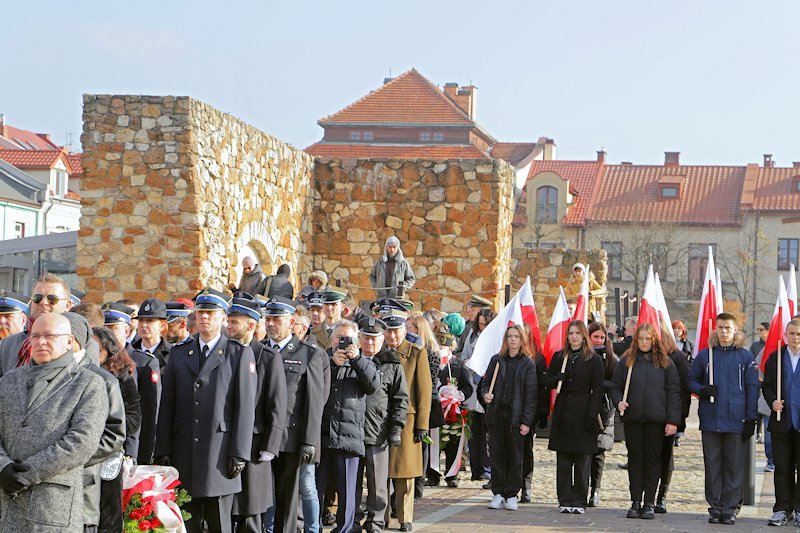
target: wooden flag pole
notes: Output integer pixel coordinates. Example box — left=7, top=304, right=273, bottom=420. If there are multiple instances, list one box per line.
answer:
left=487, top=362, right=500, bottom=396
left=620, top=364, right=633, bottom=415
left=778, top=338, right=783, bottom=422
left=556, top=353, right=569, bottom=394
left=708, top=318, right=715, bottom=404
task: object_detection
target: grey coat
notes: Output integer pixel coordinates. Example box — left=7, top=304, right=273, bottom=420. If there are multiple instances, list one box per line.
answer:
left=0, top=359, right=109, bottom=532
left=364, top=349, right=409, bottom=446
left=238, top=264, right=267, bottom=297
left=369, top=247, right=416, bottom=299
left=0, top=332, right=26, bottom=378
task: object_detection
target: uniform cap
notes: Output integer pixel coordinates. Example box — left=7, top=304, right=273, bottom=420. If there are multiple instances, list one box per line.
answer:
left=137, top=298, right=168, bottom=319
left=306, top=291, right=324, bottom=308
left=380, top=309, right=408, bottom=329
left=320, top=287, right=347, bottom=303
left=263, top=296, right=296, bottom=317
left=468, top=294, right=493, bottom=309
left=102, top=302, right=135, bottom=325
left=0, top=292, right=29, bottom=315
left=193, top=288, right=231, bottom=311
left=165, top=302, right=191, bottom=323
left=358, top=317, right=387, bottom=336
left=376, top=298, right=406, bottom=314
left=228, top=298, right=262, bottom=321
left=69, top=288, right=85, bottom=306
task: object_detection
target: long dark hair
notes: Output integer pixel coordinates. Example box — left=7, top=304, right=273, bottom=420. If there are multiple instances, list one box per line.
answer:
left=588, top=322, right=616, bottom=374
left=93, top=326, right=135, bottom=375
left=472, top=308, right=496, bottom=336
left=624, top=323, right=670, bottom=369
left=499, top=324, right=531, bottom=358
left=562, top=320, right=595, bottom=361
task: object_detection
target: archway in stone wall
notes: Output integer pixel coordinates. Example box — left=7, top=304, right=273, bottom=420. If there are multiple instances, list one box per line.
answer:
left=230, top=220, right=280, bottom=287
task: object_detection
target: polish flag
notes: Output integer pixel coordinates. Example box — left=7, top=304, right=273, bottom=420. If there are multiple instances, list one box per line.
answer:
left=518, top=276, right=542, bottom=354
left=637, top=265, right=662, bottom=338
left=466, top=290, right=523, bottom=377
left=572, top=265, right=589, bottom=324
left=654, top=273, right=675, bottom=341
left=788, top=264, right=798, bottom=317
left=761, top=276, right=791, bottom=372
left=692, top=246, right=719, bottom=358
left=542, top=287, right=572, bottom=367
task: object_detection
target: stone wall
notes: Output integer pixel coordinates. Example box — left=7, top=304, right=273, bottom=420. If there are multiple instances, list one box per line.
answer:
left=312, top=158, right=516, bottom=312
left=79, top=95, right=313, bottom=302
left=511, top=247, right=608, bottom=330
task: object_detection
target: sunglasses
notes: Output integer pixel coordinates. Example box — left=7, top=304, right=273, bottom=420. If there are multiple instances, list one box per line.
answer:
left=31, top=294, right=63, bottom=305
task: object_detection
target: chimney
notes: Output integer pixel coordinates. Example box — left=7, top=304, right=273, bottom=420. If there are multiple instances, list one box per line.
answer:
left=764, top=154, right=774, bottom=168
left=793, top=162, right=800, bottom=168
left=443, top=83, right=477, bottom=119
left=596, top=149, right=607, bottom=164
left=664, top=151, right=680, bottom=167
left=621, top=161, right=633, bottom=165
left=383, top=77, right=394, bottom=85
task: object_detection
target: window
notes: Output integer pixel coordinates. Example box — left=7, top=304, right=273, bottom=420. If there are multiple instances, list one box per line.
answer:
left=778, top=238, right=799, bottom=271
left=433, top=132, right=444, bottom=142
left=50, top=169, right=67, bottom=197
left=688, top=244, right=715, bottom=298
left=349, top=131, right=361, bottom=141
left=602, top=241, right=622, bottom=281
left=660, top=186, right=679, bottom=198
left=793, top=178, right=800, bottom=193
left=535, top=186, right=558, bottom=224
left=651, top=243, right=669, bottom=280
left=419, top=132, right=431, bottom=142
left=13, top=222, right=24, bottom=239
left=362, top=131, right=374, bottom=141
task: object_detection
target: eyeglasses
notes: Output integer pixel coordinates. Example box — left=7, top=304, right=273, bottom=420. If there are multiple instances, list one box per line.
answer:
left=756, top=328, right=766, bottom=332
left=31, top=294, right=63, bottom=305
left=30, top=333, right=71, bottom=342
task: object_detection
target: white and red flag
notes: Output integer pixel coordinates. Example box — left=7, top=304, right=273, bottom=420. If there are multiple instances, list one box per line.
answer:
left=761, top=276, right=791, bottom=372
left=465, top=290, right=523, bottom=377
left=543, top=287, right=572, bottom=368
left=572, top=265, right=590, bottom=324
left=518, top=276, right=542, bottom=355
left=654, top=273, right=675, bottom=341
left=692, top=246, right=719, bottom=358
left=637, top=265, right=662, bottom=338
left=788, top=264, right=798, bottom=317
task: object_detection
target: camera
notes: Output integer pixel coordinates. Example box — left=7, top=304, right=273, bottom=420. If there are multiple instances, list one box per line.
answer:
left=338, top=336, right=354, bottom=350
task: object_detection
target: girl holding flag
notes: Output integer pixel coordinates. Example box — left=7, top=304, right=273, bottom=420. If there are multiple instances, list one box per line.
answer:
left=546, top=320, right=604, bottom=514
left=479, top=324, right=538, bottom=511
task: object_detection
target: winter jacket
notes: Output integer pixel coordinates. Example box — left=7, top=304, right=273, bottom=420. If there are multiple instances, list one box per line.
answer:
left=595, top=346, right=617, bottom=451
left=322, top=352, right=381, bottom=456
left=668, top=349, right=692, bottom=431
left=263, top=273, right=294, bottom=299
left=688, top=344, right=759, bottom=433
left=762, top=346, right=800, bottom=434
left=364, top=349, right=409, bottom=446
left=479, top=353, right=538, bottom=429
left=610, top=352, right=681, bottom=425
left=369, top=246, right=416, bottom=299
left=237, top=264, right=267, bottom=297
left=546, top=349, right=604, bottom=455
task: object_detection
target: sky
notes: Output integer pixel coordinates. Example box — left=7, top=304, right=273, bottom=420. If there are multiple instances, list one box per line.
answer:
left=2, top=0, right=799, bottom=165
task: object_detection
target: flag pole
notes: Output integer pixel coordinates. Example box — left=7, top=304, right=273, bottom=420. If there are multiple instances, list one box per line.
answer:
left=778, top=337, right=783, bottom=422
left=487, top=362, right=500, bottom=396
left=556, top=353, right=568, bottom=394
left=621, top=364, right=633, bottom=415
left=708, top=318, right=715, bottom=404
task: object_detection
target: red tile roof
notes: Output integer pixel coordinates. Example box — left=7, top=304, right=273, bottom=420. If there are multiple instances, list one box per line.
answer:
left=67, top=153, right=82, bottom=175
left=519, top=160, right=603, bottom=227
left=490, top=142, right=538, bottom=166
left=306, top=142, right=491, bottom=160
left=319, top=69, right=475, bottom=127
left=588, top=165, right=745, bottom=226
left=0, top=124, right=61, bottom=151
left=747, top=166, right=800, bottom=211
left=0, top=149, right=74, bottom=172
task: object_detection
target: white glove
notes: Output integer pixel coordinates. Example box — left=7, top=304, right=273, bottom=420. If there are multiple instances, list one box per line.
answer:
left=259, top=451, right=275, bottom=462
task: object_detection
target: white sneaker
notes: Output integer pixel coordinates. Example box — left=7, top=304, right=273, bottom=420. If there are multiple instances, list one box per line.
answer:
left=505, top=497, right=519, bottom=511
left=559, top=506, right=571, bottom=513
left=489, top=494, right=505, bottom=509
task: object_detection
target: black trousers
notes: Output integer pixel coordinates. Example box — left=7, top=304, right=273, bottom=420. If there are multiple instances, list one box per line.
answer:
left=701, top=431, right=743, bottom=515
left=624, top=422, right=663, bottom=504
left=522, top=433, right=535, bottom=494
left=415, top=442, right=429, bottom=496
left=771, top=428, right=800, bottom=512
left=98, top=470, right=123, bottom=533
left=659, top=434, right=675, bottom=489
left=185, top=494, right=234, bottom=533
left=231, top=514, right=261, bottom=533
left=468, top=412, right=491, bottom=479
left=590, top=450, right=605, bottom=490
left=556, top=452, right=590, bottom=507
left=272, top=451, right=301, bottom=533
left=487, top=411, right=524, bottom=499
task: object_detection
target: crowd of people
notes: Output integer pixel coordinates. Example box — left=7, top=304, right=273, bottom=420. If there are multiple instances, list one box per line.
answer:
left=0, top=238, right=795, bottom=532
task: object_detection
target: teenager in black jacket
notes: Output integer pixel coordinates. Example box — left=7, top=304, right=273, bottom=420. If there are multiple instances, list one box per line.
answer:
left=587, top=322, right=618, bottom=508
left=547, top=320, right=604, bottom=514
left=610, top=322, right=681, bottom=520
left=479, top=324, right=538, bottom=512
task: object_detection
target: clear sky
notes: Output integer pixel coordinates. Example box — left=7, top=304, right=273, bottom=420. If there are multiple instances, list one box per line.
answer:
left=2, top=0, right=799, bottom=165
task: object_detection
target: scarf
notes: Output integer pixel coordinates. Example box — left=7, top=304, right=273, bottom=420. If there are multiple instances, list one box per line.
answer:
left=15, top=315, right=37, bottom=368
left=26, top=350, right=73, bottom=409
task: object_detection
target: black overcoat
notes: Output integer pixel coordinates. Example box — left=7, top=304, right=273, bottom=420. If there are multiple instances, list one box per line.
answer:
left=128, top=349, right=161, bottom=463
left=278, top=335, right=326, bottom=453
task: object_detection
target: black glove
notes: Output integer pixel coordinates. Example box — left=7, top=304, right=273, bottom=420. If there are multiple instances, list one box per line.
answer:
left=742, top=420, right=757, bottom=442
left=554, top=372, right=568, bottom=382
left=227, top=457, right=246, bottom=478
left=299, top=445, right=316, bottom=465
left=388, top=426, right=402, bottom=448
left=536, top=415, right=548, bottom=430
left=698, top=385, right=718, bottom=400
left=0, top=463, right=30, bottom=495
left=413, top=429, right=428, bottom=444
left=154, top=456, right=171, bottom=466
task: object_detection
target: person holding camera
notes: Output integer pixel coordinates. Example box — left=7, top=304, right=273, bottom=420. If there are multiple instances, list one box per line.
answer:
left=316, top=320, right=381, bottom=533
left=356, top=317, right=409, bottom=532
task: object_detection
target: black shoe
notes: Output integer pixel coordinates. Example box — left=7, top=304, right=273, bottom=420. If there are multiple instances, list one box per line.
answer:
left=640, top=503, right=655, bottom=520
left=481, top=481, right=491, bottom=490
left=520, top=491, right=531, bottom=503
left=720, top=514, right=735, bottom=525
left=587, top=489, right=599, bottom=507
left=390, top=509, right=397, bottom=519
left=708, top=514, right=720, bottom=524
left=446, top=478, right=458, bottom=488
left=674, top=436, right=681, bottom=447
left=425, top=477, right=440, bottom=487
left=399, top=523, right=413, bottom=532
left=626, top=502, right=641, bottom=519
left=322, top=512, right=336, bottom=526
left=654, top=499, right=667, bottom=514
left=618, top=462, right=628, bottom=470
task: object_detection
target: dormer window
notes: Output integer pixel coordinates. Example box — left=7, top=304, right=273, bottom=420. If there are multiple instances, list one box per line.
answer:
left=792, top=176, right=800, bottom=193
left=657, top=174, right=684, bottom=199
left=660, top=186, right=679, bottom=198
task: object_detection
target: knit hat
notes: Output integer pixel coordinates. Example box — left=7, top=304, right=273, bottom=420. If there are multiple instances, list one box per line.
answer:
left=442, top=313, right=466, bottom=337
left=386, top=236, right=400, bottom=247
left=63, top=311, right=91, bottom=349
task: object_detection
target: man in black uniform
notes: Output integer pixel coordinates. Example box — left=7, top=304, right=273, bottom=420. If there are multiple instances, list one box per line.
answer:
left=155, top=288, right=257, bottom=533
left=165, top=301, right=193, bottom=345
left=226, top=297, right=288, bottom=533
left=131, top=298, right=172, bottom=464
left=263, top=296, right=326, bottom=533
